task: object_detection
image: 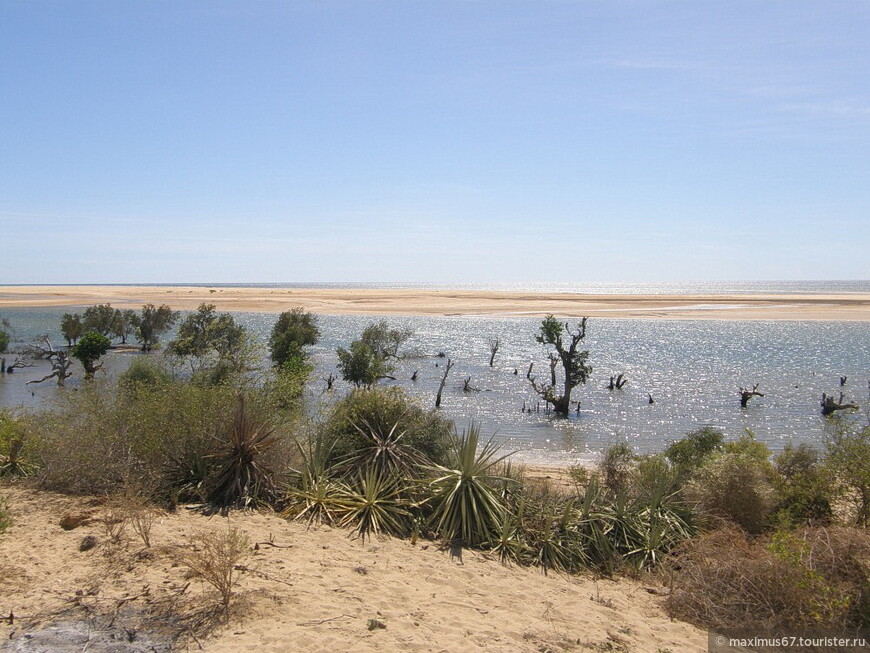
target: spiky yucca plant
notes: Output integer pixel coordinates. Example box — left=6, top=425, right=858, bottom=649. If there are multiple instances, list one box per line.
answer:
left=282, top=432, right=345, bottom=527
left=488, top=508, right=525, bottom=565
left=338, top=468, right=413, bottom=541
left=426, top=424, right=514, bottom=547
left=0, top=437, right=34, bottom=477
left=207, top=394, right=278, bottom=510
left=341, top=418, right=428, bottom=478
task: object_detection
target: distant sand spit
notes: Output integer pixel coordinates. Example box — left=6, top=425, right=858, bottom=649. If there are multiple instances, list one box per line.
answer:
left=0, top=285, right=868, bottom=320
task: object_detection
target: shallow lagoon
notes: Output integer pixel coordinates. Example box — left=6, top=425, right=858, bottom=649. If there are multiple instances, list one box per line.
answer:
left=1, top=307, right=868, bottom=465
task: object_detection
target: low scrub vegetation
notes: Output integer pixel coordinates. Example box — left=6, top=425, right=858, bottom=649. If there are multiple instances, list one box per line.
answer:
left=3, top=353, right=868, bottom=636
left=660, top=425, right=870, bottom=631
left=21, top=367, right=303, bottom=507
left=665, top=526, right=870, bottom=630
left=0, top=493, right=10, bottom=533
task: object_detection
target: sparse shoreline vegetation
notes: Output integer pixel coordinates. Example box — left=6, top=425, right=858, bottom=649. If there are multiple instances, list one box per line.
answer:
left=0, top=306, right=868, bottom=645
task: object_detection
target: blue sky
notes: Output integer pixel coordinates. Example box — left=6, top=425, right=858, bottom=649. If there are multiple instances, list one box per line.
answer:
left=1, top=1, right=868, bottom=284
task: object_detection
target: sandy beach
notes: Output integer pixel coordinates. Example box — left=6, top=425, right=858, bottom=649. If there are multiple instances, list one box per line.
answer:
left=1, top=285, right=868, bottom=320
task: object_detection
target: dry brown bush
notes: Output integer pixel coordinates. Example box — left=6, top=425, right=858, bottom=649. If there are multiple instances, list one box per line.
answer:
left=664, top=526, right=870, bottom=630
left=117, top=489, right=161, bottom=548
left=180, top=527, right=250, bottom=610
left=685, top=452, right=776, bottom=533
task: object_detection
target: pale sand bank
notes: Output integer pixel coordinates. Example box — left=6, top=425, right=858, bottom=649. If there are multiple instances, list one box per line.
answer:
left=1, top=285, right=869, bottom=320
left=0, top=486, right=706, bottom=652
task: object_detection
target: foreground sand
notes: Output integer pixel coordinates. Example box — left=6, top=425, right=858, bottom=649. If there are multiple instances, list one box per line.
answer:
left=1, top=285, right=868, bottom=320
left=0, top=485, right=706, bottom=652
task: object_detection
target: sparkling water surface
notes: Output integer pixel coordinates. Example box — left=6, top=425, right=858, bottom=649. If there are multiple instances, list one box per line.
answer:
left=1, top=303, right=868, bottom=465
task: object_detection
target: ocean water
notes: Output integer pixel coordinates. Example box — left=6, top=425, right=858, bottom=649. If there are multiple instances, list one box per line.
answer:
left=1, top=304, right=867, bottom=465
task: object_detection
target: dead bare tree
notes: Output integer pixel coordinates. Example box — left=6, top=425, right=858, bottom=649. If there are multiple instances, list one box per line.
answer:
left=463, top=377, right=480, bottom=393
left=4, top=357, right=33, bottom=374
left=25, top=336, right=78, bottom=385
left=739, top=384, right=764, bottom=407
left=27, top=350, right=73, bottom=386
left=488, top=338, right=500, bottom=367
left=29, top=336, right=63, bottom=360
left=821, top=392, right=858, bottom=417
left=435, top=358, right=454, bottom=408
left=526, top=362, right=534, bottom=379
left=608, top=374, right=627, bottom=390
left=325, top=373, right=336, bottom=391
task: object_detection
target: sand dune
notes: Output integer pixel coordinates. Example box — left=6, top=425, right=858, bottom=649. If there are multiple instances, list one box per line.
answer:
left=1, top=284, right=868, bottom=320
left=0, top=486, right=706, bottom=652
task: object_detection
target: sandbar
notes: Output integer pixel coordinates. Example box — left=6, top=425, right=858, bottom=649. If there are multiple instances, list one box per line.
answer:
left=0, top=285, right=868, bottom=320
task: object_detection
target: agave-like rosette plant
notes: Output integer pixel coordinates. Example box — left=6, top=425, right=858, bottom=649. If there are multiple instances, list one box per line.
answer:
left=281, top=432, right=345, bottom=527
left=521, top=496, right=588, bottom=575
left=426, top=424, right=515, bottom=548
left=206, top=394, right=278, bottom=510
left=0, top=437, right=34, bottom=477
left=624, top=490, right=695, bottom=570
left=341, top=418, right=428, bottom=478
left=488, top=507, right=525, bottom=565
left=338, top=468, right=413, bottom=541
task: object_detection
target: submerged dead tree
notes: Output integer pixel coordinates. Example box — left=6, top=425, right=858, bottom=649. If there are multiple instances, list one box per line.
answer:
left=488, top=338, right=500, bottom=367
left=463, top=377, right=480, bottom=392
left=608, top=373, right=628, bottom=390
left=739, top=384, right=764, bottom=407
left=2, top=356, right=32, bottom=374
left=27, top=351, right=73, bottom=386
left=821, top=392, right=858, bottom=417
left=529, top=316, right=592, bottom=416
left=435, top=358, right=454, bottom=408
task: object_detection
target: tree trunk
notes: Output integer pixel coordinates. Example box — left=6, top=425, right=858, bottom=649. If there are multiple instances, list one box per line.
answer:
left=435, top=358, right=453, bottom=408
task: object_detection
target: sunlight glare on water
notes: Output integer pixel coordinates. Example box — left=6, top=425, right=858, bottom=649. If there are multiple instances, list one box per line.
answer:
left=1, top=307, right=868, bottom=466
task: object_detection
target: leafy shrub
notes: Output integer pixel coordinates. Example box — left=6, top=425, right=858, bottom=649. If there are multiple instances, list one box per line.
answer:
left=118, top=356, right=174, bottom=391
left=773, top=443, right=833, bottom=526
left=31, top=380, right=295, bottom=503
left=263, top=360, right=310, bottom=415
left=666, top=526, right=870, bottom=630
left=686, top=452, right=777, bottom=533
left=825, top=425, right=870, bottom=526
left=724, top=430, right=773, bottom=462
left=319, top=387, right=453, bottom=470
left=664, top=427, right=723, bottom=478
left=599, top=442, right=634, bottom=494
